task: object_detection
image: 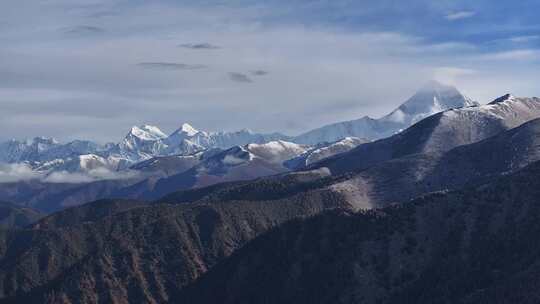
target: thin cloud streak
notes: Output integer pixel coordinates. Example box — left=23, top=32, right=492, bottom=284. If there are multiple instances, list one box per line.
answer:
left=62, top=25, right=106, bottom=35
left=137, top=62, right=207, bottom=70
left=0, top=162, right=140, bottom=184
left=179, top=43, right=221, bottom=49
left=508, top=35, right=540, bottom=43
left=251, top=70, right=269, bottom=76
left=229, top=72, right=253, bottom=83
left=445, top=11, right=476, bottom=21
left=478, top=49, right=540, bottom=61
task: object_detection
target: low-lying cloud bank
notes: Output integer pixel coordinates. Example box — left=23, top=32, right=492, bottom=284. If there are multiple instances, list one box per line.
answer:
left=0, top=163, right=140, bottom=184
left=0, top=163, right=42, bottom=183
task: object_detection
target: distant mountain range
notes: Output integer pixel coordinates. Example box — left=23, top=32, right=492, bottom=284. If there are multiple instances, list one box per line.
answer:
left=0, top=123, right=287, bottom=173
left=0, top=138, right=360, bottom=212
left=0, top=81, right=476, bottom=179
left=0, top=84, right=538, bottom=213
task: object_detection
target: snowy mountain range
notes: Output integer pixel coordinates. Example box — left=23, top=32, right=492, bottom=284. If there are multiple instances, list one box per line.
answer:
left=0, top=137, right=366, bottom=211
left=0, top=123, right=290, bottom=174
left=0, top=91, right=539, bottom=212
left=0, top=81, right=479, bottom=180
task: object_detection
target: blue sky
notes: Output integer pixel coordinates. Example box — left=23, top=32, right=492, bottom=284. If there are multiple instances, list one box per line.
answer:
left=0, top=0, right=539, bottom=142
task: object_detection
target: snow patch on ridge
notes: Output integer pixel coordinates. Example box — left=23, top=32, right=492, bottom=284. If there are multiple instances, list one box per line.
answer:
left=247, top=140, right=308, bottom=164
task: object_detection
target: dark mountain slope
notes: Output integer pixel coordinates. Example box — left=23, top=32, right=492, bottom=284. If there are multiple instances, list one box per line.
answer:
left=32, top=199, right=148, bottom=230
left=179, top=160, right=540, bottom=304
left=0, top=176, right=351, bottom=303
left=0, top=201, right=42, bottom=229
left=157, top=168, right=336, bottom=205
left=0, top=178, right=140, bottom=213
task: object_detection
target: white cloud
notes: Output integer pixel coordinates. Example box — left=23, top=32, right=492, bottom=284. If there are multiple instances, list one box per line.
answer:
left=508, top=35, right=540, bottom=43
left=433, top=67, right=476, bottom=85
left=0, top=1, right=539, bottom=142
left=43, top=168, right=140, bottom=183
left=43, top=171, right=95, bottom=183
left=0, top=163, right=43, bottom=183
left=0, top=162, right=139, bottom=184
left=0, top=24, right=456, bottom=138
left=222, top=154, right=249, bottom=166
left=445, top=11, right=476, bottom=21
left=479, top=49, right=540, bottom=61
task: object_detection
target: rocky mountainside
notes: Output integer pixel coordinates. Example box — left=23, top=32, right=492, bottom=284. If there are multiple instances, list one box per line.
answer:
left=293, top=81, right=478, bottom=144
left=179, top=160, right=540, bottom=304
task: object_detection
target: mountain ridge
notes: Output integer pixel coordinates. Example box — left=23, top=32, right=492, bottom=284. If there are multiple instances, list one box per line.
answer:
left=311, top=95, right=540, bottom=175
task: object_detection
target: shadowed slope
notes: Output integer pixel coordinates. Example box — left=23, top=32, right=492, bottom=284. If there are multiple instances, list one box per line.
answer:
left=179, top=161, right=540, bottom=304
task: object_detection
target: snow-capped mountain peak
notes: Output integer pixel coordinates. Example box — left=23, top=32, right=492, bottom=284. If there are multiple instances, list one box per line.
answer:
left=381, top=81, right=478, bottom=125
left=128, top=125, right=167, bottom=141
left=174, top=123, right=200, bottom=137
left=294, top=81, right=478, bottom=144
left=117, top=125, right=169, bottom=160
